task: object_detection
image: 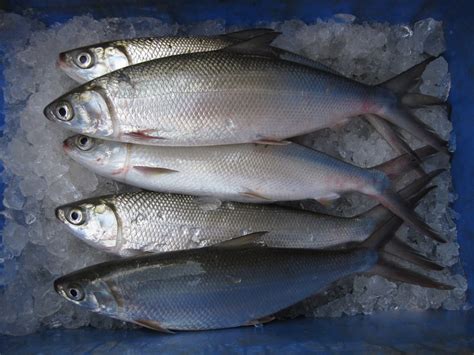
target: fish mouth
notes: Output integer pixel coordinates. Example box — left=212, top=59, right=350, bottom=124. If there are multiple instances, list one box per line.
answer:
left=55, top=207, right=66, bottom=222
left=53, top=278, right=67, bottom=298
left=43, top=104, right=55, bottom=121
left=57, top=52, right=68, bottom=70
left=62, top=139, right=72, bottom=153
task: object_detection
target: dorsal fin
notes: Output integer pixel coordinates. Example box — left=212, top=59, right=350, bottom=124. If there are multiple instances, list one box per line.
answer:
left=211, top=232, right=268, bottom=248
left=223, top=32, right=280, bottom=57
left=222, top=28, right=276, bottom=41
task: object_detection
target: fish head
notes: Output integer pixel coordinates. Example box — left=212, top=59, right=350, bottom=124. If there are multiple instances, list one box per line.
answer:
left=54, top=273, right=121, bottom=316
left=44, top=88, right=114, bottom=138
left=58, top=45, right=129, bottom=83
left=62, top=135, right=129, bottom=177
left=55, top=199, right=119, bottom=252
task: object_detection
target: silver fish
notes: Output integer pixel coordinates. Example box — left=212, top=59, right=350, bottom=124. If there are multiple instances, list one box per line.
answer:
left=57, top=28, right=275, bottom=83
left=62, top=135, right=444, bottom=243
left=53, top=213, right=451, bottom=332
left=54, top=171, right=439, bottom=257
left=45, top=34, right=446, bottom=152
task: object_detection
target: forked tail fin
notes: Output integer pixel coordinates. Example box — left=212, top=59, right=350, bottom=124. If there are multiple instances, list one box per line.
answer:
left=379, top=57, right=439, bottom=94
left=384, top=238, right=444, bottom=271
left=373, top=145, right=438, bottom=180
left=377, top=107, right=449, bottom=155
left=368, top=257, right=453, bottom=289
left=360, top=186, right=453, bottom=290
left=364, top=147, right=445, bottom=243
left=372, top=57, right=449, bottom=155
left=365, top=114, right=423, bottom=168
left=361, top=169, right=442, bottom=224
left=374, top=187, right=446, bottom=243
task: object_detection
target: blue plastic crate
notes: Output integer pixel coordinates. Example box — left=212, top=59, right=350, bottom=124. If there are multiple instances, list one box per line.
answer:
left=1, top=0, right=473, bottom=352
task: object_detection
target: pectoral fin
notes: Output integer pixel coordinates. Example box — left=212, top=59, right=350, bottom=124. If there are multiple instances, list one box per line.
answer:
left=123, top=130, right=165, bottom=141
left=240, top=190, right=272, bottom=201
left=134, top=319, right=175, bottom=334
left=133, top=166, right=178, bottom=176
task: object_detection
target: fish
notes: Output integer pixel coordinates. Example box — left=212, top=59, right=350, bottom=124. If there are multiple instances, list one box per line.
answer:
left=45, top=34, right=447, bottom=153
left=62, top=135, right=444, bottom=243
left=53, top=193, right=452, bottom=332
left=57, top=28, right=276, bottom=83
left=54, top=171, right=440, bottom=257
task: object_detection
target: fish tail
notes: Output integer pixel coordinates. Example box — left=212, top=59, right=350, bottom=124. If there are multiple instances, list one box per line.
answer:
left=369, top=57, right=449, bottom=155
left=367, top=257, right=453, bottom=289
left=361, top=169, right=442, bottom=223
left=359, top=186, right=453, bottom=290
left=379, top=57, right=439, bottom=94
left=376, top=106, right=449, bottom=155
left=383, top=238, right=444, bottom=271
left=372, top=145, right=438, bottom=180
left=373, top=185, right=446, bottom=243
left=365, top=114, right=423, bottom=167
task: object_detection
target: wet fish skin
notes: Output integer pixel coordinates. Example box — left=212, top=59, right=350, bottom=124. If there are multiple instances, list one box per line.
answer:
left=58, top=29, right=275, bottom=83
left=46, top=48, right=382, bottom=145
left=55, top=191, right=379, bottom=256
left=54, top=245, right=377, bottom=331
left=62, top=136, right=381, bottom=203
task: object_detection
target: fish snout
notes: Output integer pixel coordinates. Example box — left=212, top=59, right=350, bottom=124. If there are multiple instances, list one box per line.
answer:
left=55, top=206, right=66, bottom=221
left=53, top=277, right=66, bottom=297
left=57, top=52, right=67, bottom=68
left=43, top=104, right=55, bottom=121
left=62, top=139, right=72, bottom=153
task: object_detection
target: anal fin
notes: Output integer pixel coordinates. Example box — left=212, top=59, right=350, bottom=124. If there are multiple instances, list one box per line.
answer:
left=315, top=193, right=341, bottom=208
left=134, top=319, right=175, bottom=334
left=133, top=166, right=178, bottom=176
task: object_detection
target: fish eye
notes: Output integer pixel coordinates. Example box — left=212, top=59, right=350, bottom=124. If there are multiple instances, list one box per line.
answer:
left=75, top=52, right=93, bottom=69
left=55, top=102, right=73, bottom=121
left=66, top=283, right=85, bottom=301
left=75, top=135, right=95, bottom=151
left=67, top=208, right=84, bottom=225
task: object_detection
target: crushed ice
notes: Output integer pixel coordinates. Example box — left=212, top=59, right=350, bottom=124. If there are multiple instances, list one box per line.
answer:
left=0, top=13, right=466, bottom=335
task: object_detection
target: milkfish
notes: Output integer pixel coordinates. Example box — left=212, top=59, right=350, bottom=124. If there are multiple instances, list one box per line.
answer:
left=45, top=33, right=447, bottom=154
left=54, top=171, right=440, bottom=257
left=53, top=192, right=452, bottom=332
left=62, top=135, right=444, bottom=242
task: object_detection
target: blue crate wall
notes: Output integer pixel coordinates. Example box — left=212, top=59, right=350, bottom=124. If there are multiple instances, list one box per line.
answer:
left=0, top=0, right=473, bottom=352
